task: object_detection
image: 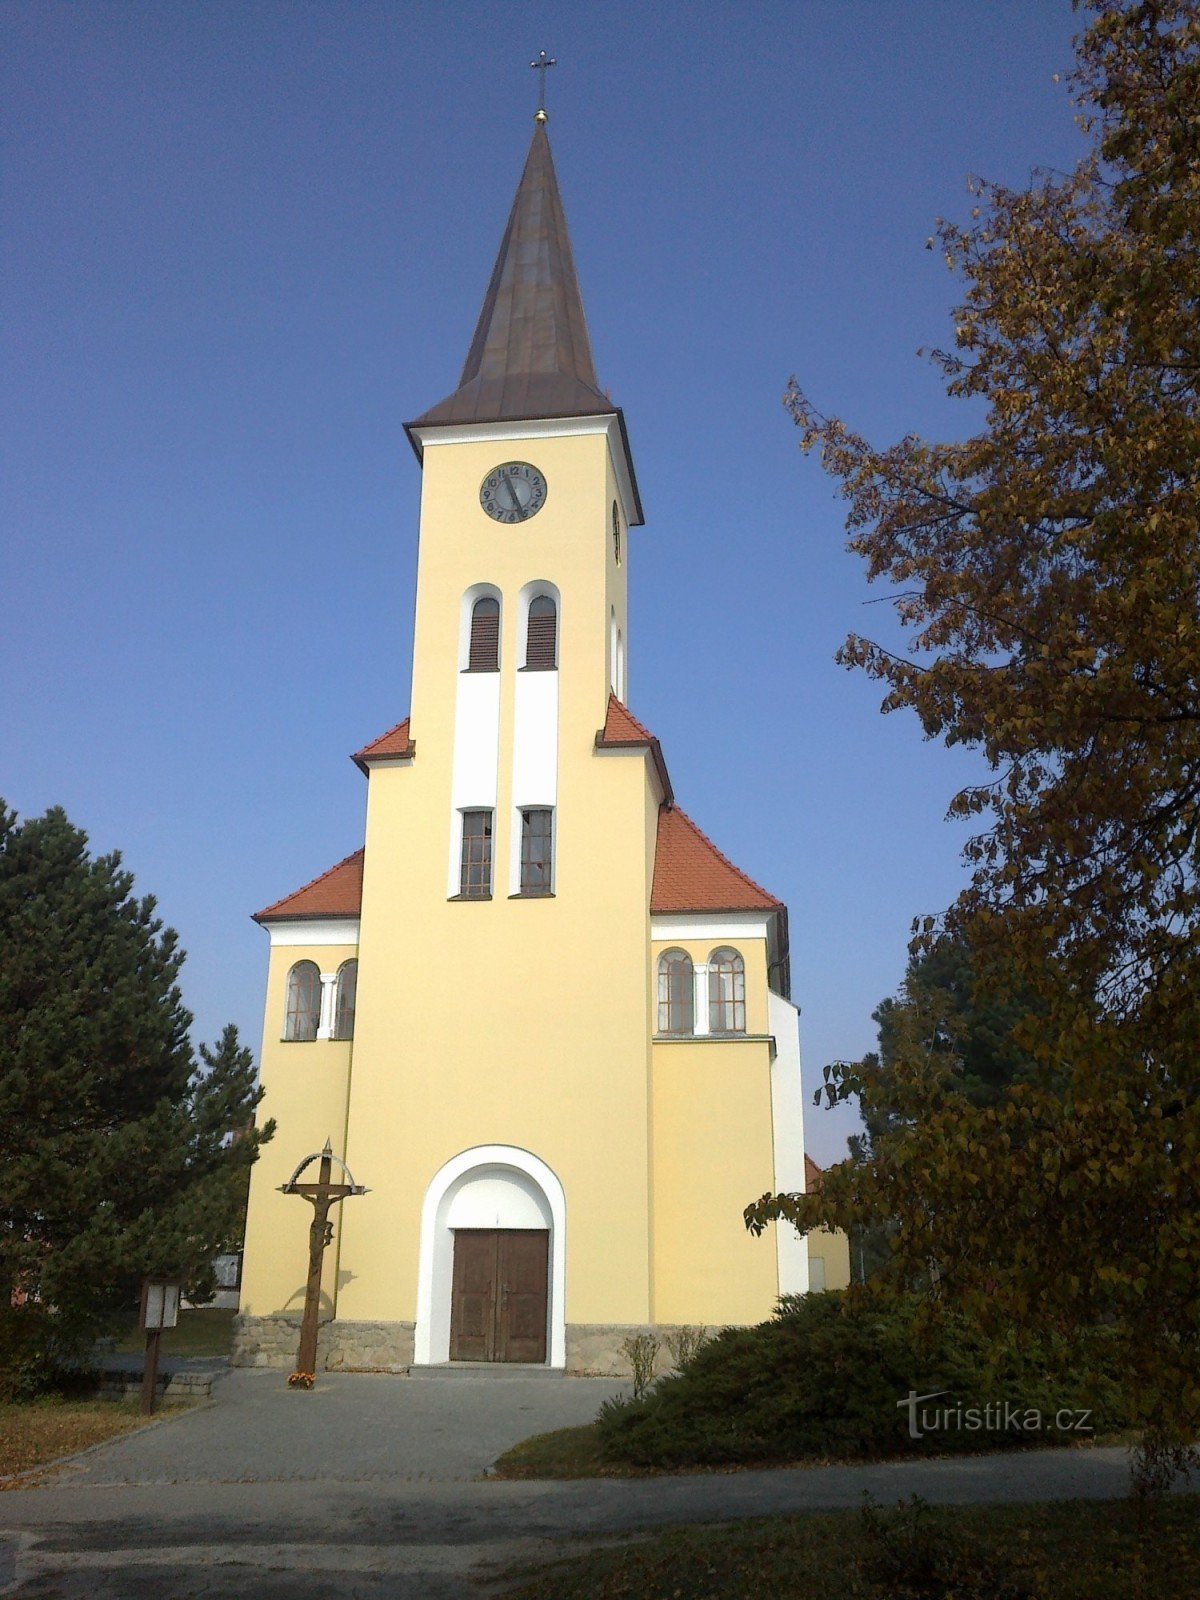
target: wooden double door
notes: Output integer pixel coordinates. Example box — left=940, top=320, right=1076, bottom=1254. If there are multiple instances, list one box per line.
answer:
left=449, top=1229, right=549, bottom=1364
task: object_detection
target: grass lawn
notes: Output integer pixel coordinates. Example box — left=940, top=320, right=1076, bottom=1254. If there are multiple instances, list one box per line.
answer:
left=495, top=1494, right=1200, bottom=1599
left=0, top=1399, right=150, bottom=1483
left=491, top=1421, right=1129, bottom=1481
left=110, top=1305, right=234, bottom=1359
left=493, top=1423, right=624, bottom=1479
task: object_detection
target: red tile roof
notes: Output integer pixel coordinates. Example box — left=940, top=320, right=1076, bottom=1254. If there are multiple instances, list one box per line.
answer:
left=805, top=1155, right=824, bottom=1191
left=254, top=849, right=364, bottom=923
left=352, top=718, right=414, bottom=775
left=651, top=804, right=782, bottom=915
left=258, top=703, right=782, bottom=925
left=595, top=695, right=673, bottom=802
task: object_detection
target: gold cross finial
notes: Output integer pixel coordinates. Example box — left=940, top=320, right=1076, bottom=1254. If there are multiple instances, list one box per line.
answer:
left=530, top=50, right=556, bottom=122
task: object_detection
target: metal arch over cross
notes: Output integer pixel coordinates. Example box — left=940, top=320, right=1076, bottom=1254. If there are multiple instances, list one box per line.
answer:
left=530, top=50, right=556, bottom=120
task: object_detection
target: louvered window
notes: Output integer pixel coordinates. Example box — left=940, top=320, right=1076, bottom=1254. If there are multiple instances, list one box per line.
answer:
left=525, top=596, right=557, bottom=670
left=459, top=809, right=493, bottom=898
left=519, top=808, right=553, bottom=894
left=284, top=961, right=321, bottom=1041
left=333, top=960, right=357, bottom=1040
left=657, top=949, right=694, bottom=1034
left=708, top=947, right=746, bottom=1034
left=467, top=597, right=500, bottom=671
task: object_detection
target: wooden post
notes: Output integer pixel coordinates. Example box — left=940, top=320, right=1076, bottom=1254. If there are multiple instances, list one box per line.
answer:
left=140, top=1327, right=161, bottom=1416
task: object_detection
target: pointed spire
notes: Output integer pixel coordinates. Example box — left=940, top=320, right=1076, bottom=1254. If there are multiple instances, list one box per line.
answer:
left=410, top=122, right=613, bottom=427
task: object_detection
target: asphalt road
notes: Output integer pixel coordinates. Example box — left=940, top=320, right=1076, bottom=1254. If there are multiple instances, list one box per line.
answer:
left=0, top=1368, right=1147, bottom=1599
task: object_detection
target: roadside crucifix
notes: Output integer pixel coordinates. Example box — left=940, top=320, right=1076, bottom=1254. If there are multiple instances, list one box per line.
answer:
left=278, top=1140, right=368, bottom=1389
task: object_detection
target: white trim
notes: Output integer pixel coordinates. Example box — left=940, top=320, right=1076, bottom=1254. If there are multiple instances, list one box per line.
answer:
left=768, top=989, right=810, bottom=1297
left=650, top=914, right=771, bottom=943
left=414, top=1145, right=567, bottom=1368
left=693, top=962, right=710, bottom=1036
left=316, top=973, right=337, bottom=1040
left=264, top=918, right=360, bottom=948
left=358, top=754, right=413, bottom=771
left=412, top=415, right=639, bottom=531
left=449, top=647, right=502, bottom=896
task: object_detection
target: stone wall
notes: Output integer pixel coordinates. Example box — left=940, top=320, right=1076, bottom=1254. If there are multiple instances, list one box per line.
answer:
left=325, top=1320, right=415, bottom=1372
left=231, top=1314, right=414, bottom=1372
left=233, top=1315, right=713, bottom=1376
left=565, top=1323, right=716, bottom=1377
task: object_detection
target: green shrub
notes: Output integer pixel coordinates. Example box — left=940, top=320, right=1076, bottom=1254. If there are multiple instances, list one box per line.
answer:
left=0, top=1306, right=100, bottom=1402
left=597, top=1292, right=1127, bottom=1469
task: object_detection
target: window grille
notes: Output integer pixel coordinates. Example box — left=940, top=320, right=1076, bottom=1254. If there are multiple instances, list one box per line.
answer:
left=708, top=947, right=746, bottom=1034
left=657, top=949, right=695, bottom=1034
left=284, top=961, right=321, bottom=1041
left=519, top=808, right=553, bottom=894
left=460, top=809, right=493, bottom=898
left=467, top=597, right=500, bottom=671
left=333, top=959, right=357, bottom=1040
left=525, top=596, right=557, bottom=670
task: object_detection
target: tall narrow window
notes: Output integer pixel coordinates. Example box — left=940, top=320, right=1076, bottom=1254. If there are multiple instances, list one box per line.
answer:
left=459, top=809, right=493, bottom=898
left=612, top=500, right=622, bottom=566
left=708, top=947, right=746, bottom=1034
left=467, top=596, right=500, bottom=671
left=519, top=807, right=554, bottom=894
left=657, top=949, right=694, bottom=1034
left=333, top=959, right=357, bottom=1040
left=284, top=960, right=321, bottom=1041
left=525, top=595, right=557, bottom=669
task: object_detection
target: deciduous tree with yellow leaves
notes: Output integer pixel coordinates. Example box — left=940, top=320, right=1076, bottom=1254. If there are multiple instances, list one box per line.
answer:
left=748, top=0, right=1200, bottom=1481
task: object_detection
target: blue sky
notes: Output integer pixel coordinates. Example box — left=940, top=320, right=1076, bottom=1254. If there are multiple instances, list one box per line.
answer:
left=3, top=2, right=1087, bottom=1164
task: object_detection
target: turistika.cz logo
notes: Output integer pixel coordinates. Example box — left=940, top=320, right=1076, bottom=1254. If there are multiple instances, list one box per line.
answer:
left=897, top=1390, right=1094, bottom=1441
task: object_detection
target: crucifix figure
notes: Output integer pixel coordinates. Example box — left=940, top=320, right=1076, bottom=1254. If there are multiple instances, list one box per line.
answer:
left=278, top=1140, right=368, bottom=1388
left=530, top=50, right=556, bottom=121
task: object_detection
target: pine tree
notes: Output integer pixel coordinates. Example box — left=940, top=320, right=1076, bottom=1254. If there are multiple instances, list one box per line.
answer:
left=0, top=803, right=272, bottom=1384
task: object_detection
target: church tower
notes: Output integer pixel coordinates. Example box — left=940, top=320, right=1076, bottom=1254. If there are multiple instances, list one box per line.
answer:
left=237, top=114, right=807, bottom=1374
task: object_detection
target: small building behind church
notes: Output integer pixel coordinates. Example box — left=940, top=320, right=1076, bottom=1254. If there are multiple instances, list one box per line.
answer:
left=234, top=114, right=809, bottom=1375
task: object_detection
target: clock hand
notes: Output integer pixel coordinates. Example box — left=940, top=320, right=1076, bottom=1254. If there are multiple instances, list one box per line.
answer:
left=504, top=477, right=523, bottom=518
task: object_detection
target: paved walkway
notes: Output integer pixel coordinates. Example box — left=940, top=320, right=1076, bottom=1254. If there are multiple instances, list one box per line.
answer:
left=64, top=1368, right=622, bottom=1485
left=0, top=1367, right=1158, bottom=1599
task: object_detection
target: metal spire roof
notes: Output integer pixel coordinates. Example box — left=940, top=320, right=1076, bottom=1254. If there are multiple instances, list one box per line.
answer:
left=410, top=120, right=614, bottom=428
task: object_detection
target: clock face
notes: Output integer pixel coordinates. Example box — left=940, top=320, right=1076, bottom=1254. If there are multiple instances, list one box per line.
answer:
left=480, top=461, right=547, bottom=523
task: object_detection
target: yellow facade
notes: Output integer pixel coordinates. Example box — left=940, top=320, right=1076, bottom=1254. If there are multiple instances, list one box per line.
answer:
left=236, top=120, right=807, bottom=1374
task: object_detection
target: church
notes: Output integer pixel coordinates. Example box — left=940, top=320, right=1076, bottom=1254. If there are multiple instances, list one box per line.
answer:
left=234, top=110, right=809, bottom=1375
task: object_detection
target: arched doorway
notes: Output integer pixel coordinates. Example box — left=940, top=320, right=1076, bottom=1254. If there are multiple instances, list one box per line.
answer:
left=414, top=1146, right=566, bottom=1367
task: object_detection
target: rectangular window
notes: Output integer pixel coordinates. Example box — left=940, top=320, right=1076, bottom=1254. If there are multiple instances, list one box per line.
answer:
left=459, top=809, right=493, bottom=898
left=519, top=807, right=553, bottom=895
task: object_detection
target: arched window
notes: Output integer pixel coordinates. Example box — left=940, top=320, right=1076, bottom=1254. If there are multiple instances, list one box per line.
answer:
left=708, top=947, right=746, bottom=1034
left=525, top=595, right=557, bottom=670
left=467, top=596, right=500, bottom=671
left=333, top=959, right=357, bottom=1041
left=657, top=949, right=695, bottom=1035
left=284, top=961, right=321, bottom=1041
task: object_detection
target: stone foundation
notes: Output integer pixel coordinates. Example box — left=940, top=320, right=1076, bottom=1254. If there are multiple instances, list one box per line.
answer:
left=566, top=1323, right=715, bottom=1377
left=325, top=1320, right=415, bottom=1372
left=231, top=1314, right=414, bottom=1372
left=232, top=1315, right=713, bottom=1376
